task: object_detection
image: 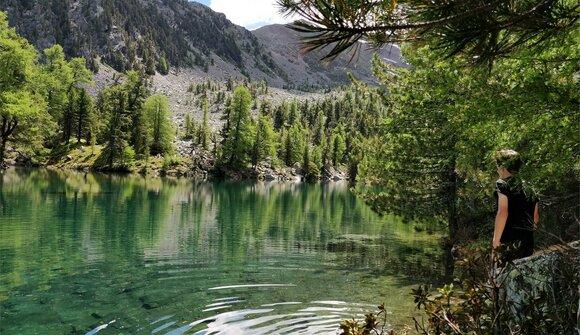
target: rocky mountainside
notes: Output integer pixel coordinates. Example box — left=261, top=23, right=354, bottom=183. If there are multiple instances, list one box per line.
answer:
left=253, top=24, right=406, bottom=88
left=0, top=0, right=286, bottom=83
left=0, top=0, right=404, bottom=88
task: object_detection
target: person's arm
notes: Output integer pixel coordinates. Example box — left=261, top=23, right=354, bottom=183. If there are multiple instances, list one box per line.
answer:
left=493, top=193, right=508, bottom=248
left=533, top=202, right=539, bottom=225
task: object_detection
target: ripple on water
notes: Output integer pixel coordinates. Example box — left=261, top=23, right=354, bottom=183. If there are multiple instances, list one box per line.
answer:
left=82, top=283, right=372, bottom=335
left=155, top=306, right=346, bottom=335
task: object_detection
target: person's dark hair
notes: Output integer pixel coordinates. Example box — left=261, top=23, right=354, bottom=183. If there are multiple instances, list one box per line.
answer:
left=495, top=149, right=523, bottom=173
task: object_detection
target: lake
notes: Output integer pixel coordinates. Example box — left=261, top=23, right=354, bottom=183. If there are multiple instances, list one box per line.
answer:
left=0, top=168, right=446, bottom=334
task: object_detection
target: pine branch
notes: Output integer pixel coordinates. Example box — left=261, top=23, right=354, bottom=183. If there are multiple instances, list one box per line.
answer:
left=277, top=0, right=579, bottom=64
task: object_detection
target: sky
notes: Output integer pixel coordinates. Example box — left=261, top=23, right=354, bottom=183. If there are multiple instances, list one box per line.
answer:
left=191, top=0, right=295, bottom=30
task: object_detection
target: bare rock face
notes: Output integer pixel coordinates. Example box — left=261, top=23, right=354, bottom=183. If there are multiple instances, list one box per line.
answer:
left=321, top=165, right=347, bottom=182
left=190, top=149, right=215, bottom=178
left=250, top=163, right=306, bottom=182
left=252, top=24, right=407, bottom=89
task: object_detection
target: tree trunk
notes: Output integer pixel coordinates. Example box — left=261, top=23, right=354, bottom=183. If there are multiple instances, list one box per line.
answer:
left=0, top=116, right=17, bottom=168
left=64, top=92, right=75, bottom=144
left=0, top=117, right=7, bottom=165
left=447, top=156, right=458, bottom=241
left=0, top=137, right=7, bottom=168
left=77, top=104, right=84, bottom=144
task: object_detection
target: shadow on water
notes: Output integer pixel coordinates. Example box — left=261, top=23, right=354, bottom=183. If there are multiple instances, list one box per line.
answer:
left=0, top=168, right=448, bottom=334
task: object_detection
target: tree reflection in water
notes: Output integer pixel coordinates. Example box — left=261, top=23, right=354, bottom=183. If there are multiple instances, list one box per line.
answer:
left=0, top=168, right=447, bottom=334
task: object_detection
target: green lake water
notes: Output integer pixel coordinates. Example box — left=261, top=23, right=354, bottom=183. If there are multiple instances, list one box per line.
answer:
left=0, top=168, right=446, bottom=335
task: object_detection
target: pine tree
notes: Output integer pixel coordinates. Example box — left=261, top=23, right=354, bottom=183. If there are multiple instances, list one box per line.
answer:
left=288, top=98, right=299, bottom=125
left=259, top=99, right=272, bottom=117
left=124, top=71, right=150, bottom=157
left=358, top=48, right=467, bottom=236
left=273, top=104, right=287, bottom=130
left=158, top=53, right=169, bottom=75
left=100, top=83, right=130, bottom=170
left=143, top=45, right=156, bottom=75
left=251, top=115, right=278, bottom=167
left=184, top=113, right=194, bottom=140
left=63, top=57, right=93, bottom=144
left=144, top=94, right=173, bottom=155
left=302, top=145, right=315, bottom=181
left=260, top=79, right=268, bottom=94
left=75, top=87, right=95, bottom=144
left=280, top=123, right=306, bottom=166
left=330, top=125, right=346, bottom=167
left=311, top=146, right=323, bottom=175
left=312, top=112, right=326, bottom=146
left=41, top=45, right=71, bottom=142
left=219, top=96, right=232, bottom=144
left=199, top=98, right=210, bottom=150
left=220, top=86, right=255, bottom=168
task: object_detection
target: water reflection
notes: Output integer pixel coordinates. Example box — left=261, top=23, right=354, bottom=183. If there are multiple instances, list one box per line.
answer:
left=0, top=168, right=445, bottom=334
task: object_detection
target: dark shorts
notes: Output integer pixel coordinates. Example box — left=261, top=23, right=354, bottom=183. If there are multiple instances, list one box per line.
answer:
left=499, top=240, right=533, bottom=264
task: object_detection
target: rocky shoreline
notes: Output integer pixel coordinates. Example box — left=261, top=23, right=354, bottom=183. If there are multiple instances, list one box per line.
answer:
left=1, top=144, right=349, bottom=183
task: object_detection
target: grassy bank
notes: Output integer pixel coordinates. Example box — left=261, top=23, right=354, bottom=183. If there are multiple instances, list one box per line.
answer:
left=45, top=143, right=192, bottom=177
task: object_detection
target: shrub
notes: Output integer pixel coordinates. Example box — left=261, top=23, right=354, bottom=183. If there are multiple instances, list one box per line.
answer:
left=341, top=243, right=579, bottom=335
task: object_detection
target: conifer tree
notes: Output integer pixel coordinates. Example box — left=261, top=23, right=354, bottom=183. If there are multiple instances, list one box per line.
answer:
left=251, top=115, right=278, bottom=167
left=199, top=98, right=210, bottom=150
left=124, top=71, right=150, bottom=157
left=219, top=96, right=232, bottom=142
left=311, top=146, right=323, bottom=175
left=280, top=128, right=291, bottom=166
left=100, top=82, right=130, bottom=170
left=220, top=86, right=255, bottom=168
left=65, top=57, right=93, bottom=143
left=330, top=126, right=346, bottom=167
left=259, top=99, right=272, bottom=117
left=184, top=113, right=194, bottom=140
left=288, top=98, right=299, bottom=125
left=358, top=48, right=468, bottom=237
left=303, top=145, right=321, bottom=181
left=312, top=113, right=326, bottom=146
left=226, top=77, right=233, bottom=91
left=75, top=87, right=95, bottom=144
left=144, top=94, right=173, bottom=155
left=158, top=53, right=169, bottom=75
left=143, top=46, right=156, bottom=75
left=41, top=45, right=71, bottom=142
left=273, top=103, right=287, bottom=130
left=282, top=122, right=306, bottom=166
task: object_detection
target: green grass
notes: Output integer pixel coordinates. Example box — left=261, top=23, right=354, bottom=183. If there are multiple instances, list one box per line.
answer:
left=47, top=141, right=192, bottom=176
left=51, top=143, right=103, bottom=169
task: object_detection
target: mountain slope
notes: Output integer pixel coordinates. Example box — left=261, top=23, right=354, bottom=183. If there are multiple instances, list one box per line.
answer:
left=0, top=0, right=286, bottom=82
left=0, top=0, right=404, bottom=88
left=253, top=24, right=406, bottom=87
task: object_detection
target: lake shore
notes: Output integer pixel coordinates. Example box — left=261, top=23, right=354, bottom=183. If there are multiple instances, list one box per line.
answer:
left=2, top=143, right=349, bottom=182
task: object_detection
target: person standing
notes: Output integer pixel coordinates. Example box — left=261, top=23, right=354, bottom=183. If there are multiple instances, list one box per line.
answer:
left=493, top=149, right=539, bottom=261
